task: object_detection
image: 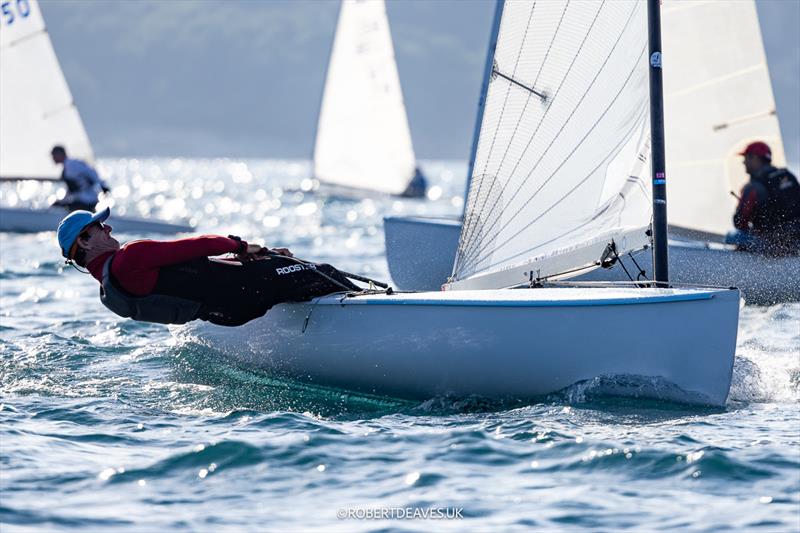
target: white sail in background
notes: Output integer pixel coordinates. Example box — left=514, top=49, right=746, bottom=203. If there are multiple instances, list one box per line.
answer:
left=312, top=0, right=417, bottom=195
left=662, top=0, right=785, bottom=236
left=451, top=1, right=652, bottom=290
left=0, top=0, right=94, bottom=179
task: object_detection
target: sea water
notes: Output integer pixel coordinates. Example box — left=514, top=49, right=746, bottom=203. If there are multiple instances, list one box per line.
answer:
left=1, top=159, right=798, bottom=531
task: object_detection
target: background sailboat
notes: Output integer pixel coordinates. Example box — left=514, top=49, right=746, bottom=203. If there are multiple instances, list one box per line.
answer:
left=311, top=0, right=426, bottom=198
left=663, top=0, right=786, bottom=239
left=0, top=0, right=192, bottom=234
left=383, top=0, right=798, bottom=303
left=180, top=0, right=740, bottom=407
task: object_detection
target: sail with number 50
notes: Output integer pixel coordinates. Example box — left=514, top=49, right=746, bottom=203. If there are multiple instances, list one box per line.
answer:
left=0, top=0, right=94, bottom=179
left=451, top=1, right=652, bottom=290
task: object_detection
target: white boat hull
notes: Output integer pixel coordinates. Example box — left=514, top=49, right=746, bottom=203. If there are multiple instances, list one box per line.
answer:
left=177, top=287, right=740, bottom=407
left=0, top=207, right=193, bottom=234
left=383, top=215, right=799, bottom=304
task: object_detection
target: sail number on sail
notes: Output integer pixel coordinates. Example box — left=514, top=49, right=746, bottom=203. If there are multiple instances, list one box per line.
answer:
left=1, top=0, right=31, bottom=26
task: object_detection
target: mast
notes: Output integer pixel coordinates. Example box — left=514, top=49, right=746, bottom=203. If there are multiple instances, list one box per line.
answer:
left=647, top=0, right=669, bottom=284
left=462, top=0, right=505, bottom=204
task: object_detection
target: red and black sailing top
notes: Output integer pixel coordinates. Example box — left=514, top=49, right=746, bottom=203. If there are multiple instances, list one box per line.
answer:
left=86, top=235, right=246, bottom=295
left=734, top=165, right=800, bottom=233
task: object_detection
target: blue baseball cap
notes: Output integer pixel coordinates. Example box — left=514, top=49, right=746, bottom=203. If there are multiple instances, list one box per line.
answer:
left=56, top=207, right=111, bottom=258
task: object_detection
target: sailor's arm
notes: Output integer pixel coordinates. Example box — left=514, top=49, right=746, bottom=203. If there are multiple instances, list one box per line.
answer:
left=91, top=166, right=111, bottom=193
left=82, top=162, right=111, bottom=193
left=120, top=235, right=248, bottom=269
left=733, top=183, right=765, bottom=230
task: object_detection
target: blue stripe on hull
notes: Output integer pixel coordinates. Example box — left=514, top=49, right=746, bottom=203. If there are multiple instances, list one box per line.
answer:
left=335, top=291, right=719, bottom=308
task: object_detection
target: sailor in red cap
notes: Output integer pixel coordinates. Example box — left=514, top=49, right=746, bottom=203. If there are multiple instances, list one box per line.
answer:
left=729, top=141, right=800, bottom=255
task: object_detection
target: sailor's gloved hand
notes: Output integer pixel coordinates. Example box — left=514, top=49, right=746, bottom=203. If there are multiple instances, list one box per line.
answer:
left=234, top=241, right=294, bottom=262
left=268, top=247, right=293, bottom=258
left=235, top=243, right=264, bottom=262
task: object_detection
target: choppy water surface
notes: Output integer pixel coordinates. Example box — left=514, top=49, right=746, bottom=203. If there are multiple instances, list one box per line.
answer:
left=1, top=159, right=798, bottom=531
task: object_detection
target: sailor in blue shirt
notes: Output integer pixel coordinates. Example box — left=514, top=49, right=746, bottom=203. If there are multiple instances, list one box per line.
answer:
left=50, top=145, right=111, bottom=212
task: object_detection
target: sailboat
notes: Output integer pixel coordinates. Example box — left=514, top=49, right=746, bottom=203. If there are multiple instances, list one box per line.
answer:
left=178, top=0, right=740, bottom=407
left=0, top=0, right=192, bottom=234
left=309, top=0, right=427, bottom=198
left=662, top=0, right=786, bottom=238
left=384, top=0, right=798, bottom=304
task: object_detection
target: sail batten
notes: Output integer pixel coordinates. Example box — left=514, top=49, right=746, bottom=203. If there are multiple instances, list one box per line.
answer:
left=0, top=0, right=94, bottom=179
left=4, top=27, right=45, bottom=48
left=312, top=0, right=416, bottom=195
left=450, top=0, right=652, bottom=290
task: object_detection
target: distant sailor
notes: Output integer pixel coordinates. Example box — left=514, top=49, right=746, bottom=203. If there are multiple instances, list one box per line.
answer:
left=728, top=141, right=800, bottom=256
left=56, top=208, right=359, bottom=326
left=400, top=167, right=428, bottom=198
left=50, top=145, right=111, bottom=212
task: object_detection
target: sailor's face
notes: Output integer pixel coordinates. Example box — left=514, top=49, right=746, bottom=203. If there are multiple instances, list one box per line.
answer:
left=743, top=153, right=758, bottom=175
left=79, top=222, right=120, bottom=252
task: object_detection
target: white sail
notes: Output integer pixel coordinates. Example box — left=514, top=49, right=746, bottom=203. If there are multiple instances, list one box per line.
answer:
left=451, top=1, right=652, bottom=290
left=0, top=0, right=94, bottom=179
left=662, top=0, right=786, bottom=236
left=312, top=0, right=417, bottom=195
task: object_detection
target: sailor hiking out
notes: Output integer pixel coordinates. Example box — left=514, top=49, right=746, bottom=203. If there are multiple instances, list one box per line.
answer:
left=56, top=208, right=360, bottom=326
left=50, top=145, right=111, bottom=212
left=728, top=141, right=800, bottom=256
